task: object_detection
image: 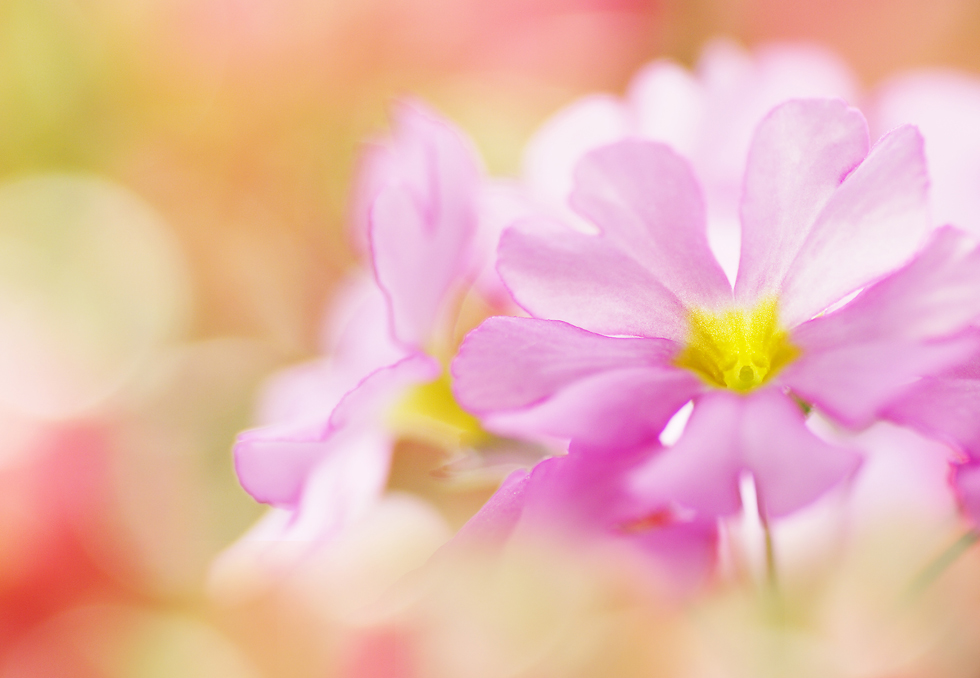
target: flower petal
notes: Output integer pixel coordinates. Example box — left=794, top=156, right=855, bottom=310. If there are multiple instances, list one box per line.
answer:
left=735, top=99, right=870, bottom=307
left=521, top=94, right=630, bottom=219
left=497, top=218, right=689, bottom=340
left=484, top=367, right=704, bottom=452
left=453, top=316, right=682, bottom=412
left=569, top=140, right=733, bottom=311
left=885, top=374, right=980, bottom=460
left=453, top=316, right=701, bottom=450
left=369, top=102, right=482, bottom=348
left=872, top=70, right=980, bottom=236
left=631, top=389, right=861, bottom=519
left=235, top=352, right=439, bottom=507
left=454, top=469, right=531, bottom=547
left=779, top=124, right=931, bottom=325
left=790, top=227, right=980, bottom=348
left=785, top=227, right=980, bottom=426
left=781, top=336, right=980, bottom=430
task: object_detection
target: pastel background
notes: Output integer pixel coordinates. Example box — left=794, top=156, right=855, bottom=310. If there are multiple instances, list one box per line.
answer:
left=4, top=0, right=980, bottom=675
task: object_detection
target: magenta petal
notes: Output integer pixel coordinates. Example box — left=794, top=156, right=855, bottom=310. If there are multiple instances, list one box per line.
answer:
left=632, top=389, right=861, bottom=519
left=735, top=99, right=869, bottom=307
left=497, top=219, right=689, bottom=340
left=369, top=103, right=482, bottom=348
left=453, top=317, right=701, bottom=449
left=569, top=140, right=732, bottom=311
left=456, top=448, right=719, bottom=592
left=954, top=462, right=980, bottom=529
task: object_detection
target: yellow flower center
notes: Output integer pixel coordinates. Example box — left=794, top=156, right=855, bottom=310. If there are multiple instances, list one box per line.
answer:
left=389, top=371, right=489, bottom=447
left=674, top=298, right=799, bottom=392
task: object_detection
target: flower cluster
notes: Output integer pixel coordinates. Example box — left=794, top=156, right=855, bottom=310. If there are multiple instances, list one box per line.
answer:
left=220, top=41, right=980, bottom=612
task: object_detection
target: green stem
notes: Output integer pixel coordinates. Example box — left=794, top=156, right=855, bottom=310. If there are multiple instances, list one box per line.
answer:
left=907, top=530, right=979, bottom=599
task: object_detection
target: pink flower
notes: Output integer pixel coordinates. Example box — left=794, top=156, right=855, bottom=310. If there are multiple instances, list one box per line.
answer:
left=453, top=99, right=980, bottom=522
left=522, top=39, right=858, bottom=280
left=455, top=447, right=719, bottom=592
left=226, top=101, right=492, bottom=560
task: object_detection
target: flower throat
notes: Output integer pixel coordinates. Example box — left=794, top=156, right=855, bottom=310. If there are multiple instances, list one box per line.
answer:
left=674, top=298, right=799, bottom=392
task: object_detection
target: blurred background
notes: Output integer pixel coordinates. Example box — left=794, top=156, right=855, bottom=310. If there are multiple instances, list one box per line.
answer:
left=4, top=0, right=980, bottom=675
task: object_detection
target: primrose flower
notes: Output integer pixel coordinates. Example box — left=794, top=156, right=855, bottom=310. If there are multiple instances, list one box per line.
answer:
left=523, top=39, right=858, bottom=279
left=454, top=98, right=980, bottom=523
left=222, top=101, right=522, bottom=569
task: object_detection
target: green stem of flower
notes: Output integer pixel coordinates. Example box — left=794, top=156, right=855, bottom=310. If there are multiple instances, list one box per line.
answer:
left=907, top=529, right=979, bottom=599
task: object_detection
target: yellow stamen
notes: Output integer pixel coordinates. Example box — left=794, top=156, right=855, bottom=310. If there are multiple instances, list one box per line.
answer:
left=389, top=371, right=489, bottom=447
left=674, top=298, right=799, bottom=392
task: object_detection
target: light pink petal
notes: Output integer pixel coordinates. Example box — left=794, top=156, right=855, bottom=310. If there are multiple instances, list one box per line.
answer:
left=569, top=140, right=732, bottom=311
left=872, top=70, right=980, bottom=235
left=785, top=228, right=980, bottom=426
left=235, top=352, right=439, bottom=507
left=321, top=272, right=407, bottom=372
left=369, top=102, right=482, bottom=348
left=259, top=275, right=409, bottom=428
left=497, top=218, right=689, bottom=340
left=472, top=180, right=537, bottom=307
left=278, top=429, right=393, bottom=543
left=521, top=94, right=630, bottom=218
left=781, top=127, right=931, bottom=326
left=452, top=316, right=682, bottom=412
left=453, top=316, right=700, bottom=450
left=628, top=59, right=705, bottom=158
left=630, top=392, right=744, bottom=517
left=234, top=433, right=328, bottom=507
left=453, top=469, right=531, bottom=547
left=742, top=390, right=862, bottom=518
left=695, top=40, right=859, bottom=212
left=781, top=336, right=980, bottom=430
left=484, top=367, right=704, bottom=452
left=886, top=376, right=980, bottom=460
left=790, top=227, right=980, bottom=349
left=778, top=125, right=931, bottom=325
left=327, top=352, right=442, bottom=432
left=734, top=99, right=870, bottom=306
left=632, top=389, right=861, bottom=519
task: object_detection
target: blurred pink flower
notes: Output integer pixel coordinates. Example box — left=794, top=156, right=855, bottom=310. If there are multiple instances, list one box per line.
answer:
left=453, top=99, right=980, bottom=523
left=456, top=447, right=719, bottom=592
left=221, top=102, right=541, bottom=583
left=522, top=39, right=859, bottom=279
left=228, top=102, right=486, bottom=558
